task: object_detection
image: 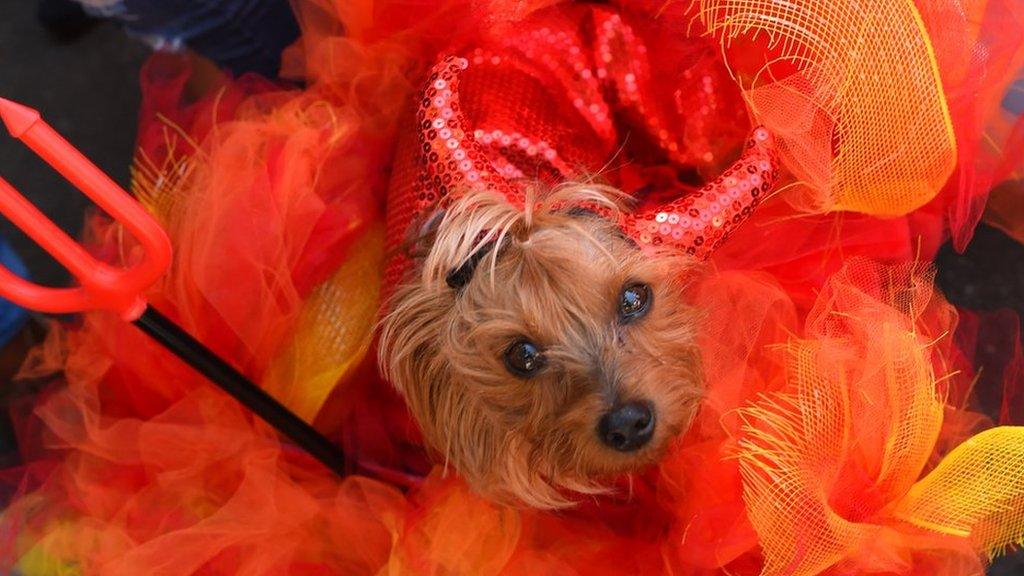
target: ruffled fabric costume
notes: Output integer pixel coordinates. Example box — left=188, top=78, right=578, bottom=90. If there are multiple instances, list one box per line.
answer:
left=3, top=1, right=1024, bottom=574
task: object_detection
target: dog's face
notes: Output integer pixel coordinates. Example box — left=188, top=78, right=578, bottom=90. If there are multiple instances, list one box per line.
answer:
left=380, top=186, right=703, bottom=508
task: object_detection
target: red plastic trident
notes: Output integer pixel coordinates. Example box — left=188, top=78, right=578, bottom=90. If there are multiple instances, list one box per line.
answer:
left=0, top=96, right=349, bottom=478
left=0, top=97, right=172, bottom=320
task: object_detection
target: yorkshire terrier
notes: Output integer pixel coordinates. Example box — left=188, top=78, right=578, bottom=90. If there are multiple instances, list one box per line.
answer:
left=381, top=185, right=706, bottom=508
left=379, top=5, right=778, bottom=508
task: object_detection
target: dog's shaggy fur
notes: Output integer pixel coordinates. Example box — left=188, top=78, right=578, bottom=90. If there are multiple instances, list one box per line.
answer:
left=380, top=185, right=704, bottom=508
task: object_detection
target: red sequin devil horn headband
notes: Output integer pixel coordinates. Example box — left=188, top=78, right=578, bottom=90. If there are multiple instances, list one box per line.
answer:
left=416, top=58, right=525, bottom=212
left=621, top=128, right=778, bottom=259
left=415, top=56, right=780, bottom=265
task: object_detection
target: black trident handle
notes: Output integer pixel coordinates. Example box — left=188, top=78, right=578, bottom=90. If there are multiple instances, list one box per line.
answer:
left=133, top=306, right=347, bottom=476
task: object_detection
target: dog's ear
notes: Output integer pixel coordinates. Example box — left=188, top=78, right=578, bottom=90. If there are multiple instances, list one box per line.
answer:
left=564, top=206, right=602, bottom=220
left=565, top=205, right=638, bottom=249
left=445, top=239, right=498, bottom=290
left=405, top=208, right=503, bottom=291
left=406, top=208, right=447, bottom=261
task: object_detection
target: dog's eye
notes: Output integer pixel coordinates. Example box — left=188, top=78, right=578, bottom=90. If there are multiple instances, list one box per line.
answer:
left=619, top=283, right=652, bottom=321
left=504, top=340, right=545, bottom=377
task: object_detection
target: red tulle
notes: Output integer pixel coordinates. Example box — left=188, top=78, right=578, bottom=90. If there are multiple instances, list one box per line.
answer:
left=2, top=0, right=1024, bottom=574
left=917, top=0, right=1024, bottom=250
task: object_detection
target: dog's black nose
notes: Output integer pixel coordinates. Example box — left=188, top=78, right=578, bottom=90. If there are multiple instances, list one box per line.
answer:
left=598, top=401, right=655, bottom=452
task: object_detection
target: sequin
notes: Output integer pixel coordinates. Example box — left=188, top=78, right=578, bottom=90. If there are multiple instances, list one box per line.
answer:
left=619, top=131, right=779, bottom=258
left=389, top=12, right=779, bottom=291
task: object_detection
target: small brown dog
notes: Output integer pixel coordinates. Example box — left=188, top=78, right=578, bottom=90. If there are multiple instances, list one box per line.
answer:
left=378, top=6, right=778, bottom=508
left=381, top=186, right=705, bottom=508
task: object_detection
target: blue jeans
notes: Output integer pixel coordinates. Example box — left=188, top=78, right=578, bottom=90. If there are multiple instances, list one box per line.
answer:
left=74, top=0, right=299, bottom=78
left=1004, top=76, right=1024, bottom=115
left=0, top=239, right=29, bottom=349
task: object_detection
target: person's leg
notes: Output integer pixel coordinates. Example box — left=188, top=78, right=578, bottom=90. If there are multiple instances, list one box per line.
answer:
left=70, top=0, right=299, bottom=78
left=0, top=239, right=31, bottom=377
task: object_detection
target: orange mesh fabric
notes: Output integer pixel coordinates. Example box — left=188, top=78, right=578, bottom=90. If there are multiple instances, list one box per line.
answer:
left=736, top=260, right=1024, bottom=575
left=2, top=1, right=1024, bottom=575
left=894, top=426, right=1024, bottom=555
left=697, top=0, right=958, bottom=216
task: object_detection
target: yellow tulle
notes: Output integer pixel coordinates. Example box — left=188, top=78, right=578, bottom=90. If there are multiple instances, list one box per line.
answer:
left=263, top=224, right=384, bottom=422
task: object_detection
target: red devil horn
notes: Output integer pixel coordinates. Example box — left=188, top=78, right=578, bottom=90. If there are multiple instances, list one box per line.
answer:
left=415, top=56, right=523, bottom=216
left=622, top=127, right=779, bottom=259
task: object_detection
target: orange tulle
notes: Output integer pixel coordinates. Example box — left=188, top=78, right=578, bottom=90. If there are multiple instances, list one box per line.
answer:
left=3, top=0, right=1024, bottom=574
